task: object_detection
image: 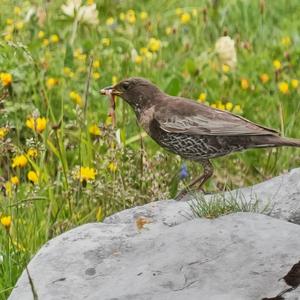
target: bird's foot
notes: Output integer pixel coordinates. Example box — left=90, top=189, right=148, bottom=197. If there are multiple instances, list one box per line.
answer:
left=199, top=189, right=213, bottom=195
left=175, top=188, right=212, bottom=201
left=174, top=189, right=188, bottom=201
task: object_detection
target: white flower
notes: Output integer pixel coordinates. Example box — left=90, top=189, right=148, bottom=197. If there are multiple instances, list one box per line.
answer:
left=61, top=0, right=99, bottom=25
left=78, top=4, right=99, bottom=25
left=215, top=36, right=237, bottom=69
left=61, top=0, right=82, bottom=17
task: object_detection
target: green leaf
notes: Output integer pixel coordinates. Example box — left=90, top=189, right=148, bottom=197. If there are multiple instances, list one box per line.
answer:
left=184, top=58, right=197, bottom=75
left=165, top=77, right=181, bottom=96
left=64, top=44, right=73, bottom=68
left=169, top=176, right=179, bottom=199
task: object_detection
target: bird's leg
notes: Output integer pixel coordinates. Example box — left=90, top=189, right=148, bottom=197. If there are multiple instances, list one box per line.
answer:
left=196, top=160, right=214, bottom=191
left=175, top=160, right=213, bottom=200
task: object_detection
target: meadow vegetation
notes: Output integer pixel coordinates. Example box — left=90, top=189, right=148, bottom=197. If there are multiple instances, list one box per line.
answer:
left=1, top=0, right=300, bottom=297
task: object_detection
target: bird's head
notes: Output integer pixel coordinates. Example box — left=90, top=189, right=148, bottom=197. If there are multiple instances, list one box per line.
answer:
left=100, top=77, right=161, bottom=113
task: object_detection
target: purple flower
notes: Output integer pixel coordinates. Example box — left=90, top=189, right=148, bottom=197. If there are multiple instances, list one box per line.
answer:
left=179, top=164, right=188, bottom=180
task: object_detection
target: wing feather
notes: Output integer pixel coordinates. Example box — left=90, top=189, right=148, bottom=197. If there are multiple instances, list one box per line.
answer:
left=154, top=97, right=280, bottom=136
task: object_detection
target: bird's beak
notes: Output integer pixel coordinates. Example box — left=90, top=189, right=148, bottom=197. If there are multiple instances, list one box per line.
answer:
left=100, top=85, right=122, bottom=96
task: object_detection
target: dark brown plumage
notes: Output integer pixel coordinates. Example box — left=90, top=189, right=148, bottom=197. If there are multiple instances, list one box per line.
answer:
left=101, top=77, right=300, bottom=197
left=282, top=261, right=300, bottom=288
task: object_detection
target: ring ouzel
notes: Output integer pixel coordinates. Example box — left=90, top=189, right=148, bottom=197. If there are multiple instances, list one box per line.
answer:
left=101, top=77, right=300, bottom=197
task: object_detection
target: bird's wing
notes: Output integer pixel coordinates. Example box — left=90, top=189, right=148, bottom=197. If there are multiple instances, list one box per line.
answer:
left=154, top=98, right=280, bottom=136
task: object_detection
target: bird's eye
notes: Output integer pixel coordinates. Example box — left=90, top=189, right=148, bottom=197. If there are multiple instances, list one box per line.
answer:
left=122, top=82, right=130, bottom=90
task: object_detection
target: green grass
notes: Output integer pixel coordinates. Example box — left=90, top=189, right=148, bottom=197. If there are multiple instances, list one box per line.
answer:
left=1, top=0, right=300, bottom=298
left=189, top=191, right=270, bottom=219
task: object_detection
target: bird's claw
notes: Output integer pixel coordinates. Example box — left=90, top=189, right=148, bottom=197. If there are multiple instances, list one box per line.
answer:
left=174, top=189, right=188, bottom=201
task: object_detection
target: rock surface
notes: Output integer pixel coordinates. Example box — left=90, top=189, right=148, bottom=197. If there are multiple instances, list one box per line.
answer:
left=214, top=167, right=300, bottom=223
left=9, top=169, right=300, bottom=300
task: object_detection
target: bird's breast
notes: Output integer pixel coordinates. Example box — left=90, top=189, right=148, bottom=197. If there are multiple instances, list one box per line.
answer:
left=138, top=106, right=156, bottom=135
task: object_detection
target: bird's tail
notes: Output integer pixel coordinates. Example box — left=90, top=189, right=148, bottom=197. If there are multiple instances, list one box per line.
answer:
left=249, top=136, right=300, bottom=148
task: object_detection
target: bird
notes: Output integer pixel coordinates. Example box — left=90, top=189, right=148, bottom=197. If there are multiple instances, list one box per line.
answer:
left=101, top=77, right=300, bottom=198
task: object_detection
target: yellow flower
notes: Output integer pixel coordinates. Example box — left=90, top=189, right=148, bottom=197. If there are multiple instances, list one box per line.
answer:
left=5, top=182, right=12, bottom=197
left=225, top=102, right=233, bottom=111
left=126, top=9, right=136, bottom=24
left=1, top=216, right=12, bottom=229
left=273, top=60, right=281, bottom=70
left=192, top=8, right=198, bottom=17
left=78, top=53, right=87, bottom=61
left=27, top=148, right=38, bottom=158
left=10, top=176, right=19, bottom=185
left=14, top=6, right=21, bottom=15
left=217, top=102, right=225, bottom=110
left=278, top=82, right=289, bottom=94
left=0, top=73, right=13, bottom=86
left=26, top=117, right=47, bottom=133
left=12, top=155, right=28, bottom=168
left=4, top=33, right=13, bottom=41
left=165, top=27, right=172, bottom=35
left=232, top=104, right=242, bottom=114
left=198, top=93, right=207, bottom=102
left=15, top=21, right=24, bottom=30
left=38, top=31, right=45, bottom=39
left=74, top=48, right=82, bottom=59
left=291, top=79, right=299, bottom=89
left=46, top=78, right=58, bottom=89
left=63, top=67, right=74, bottom=78
left=175, top=8, right=183, bottom=16
left=89, top=124, right=101, bottom=136
left=93, top=60, right=100, bottom=68
left=140, top=47, right=148, bottom=55
left=69, top=91, right=83, bottom=106
left=211, top=103, right=217, bottom=108
left=77, top=167, right=96, bottom=182
left=148, top=38, right=161, bottom=52
left=281, top=36, right=291, bottom=47
left=6, top=18, right=13, bottom=25
left=180, top=12, right=191, bottom=24
left=36, top=118, right=47, bottom=133
left=119, top=12, right=125, bottom=21
left=105, top=116, right=112, bottom=126
left=50, top=34, right=59, bottom=43
left=106, top=17, right=114, bottom=26
left=0, top=128, right=8, bottom=140
left=42, top=38, right=49, bottom=46
left=140, top=11, right=148, bottom=20
left=101, top=38, right=110, bottom=47
left=112, top=76, right=118, bottom=85
left=73, top=49, right=86, bottom=61
left=140, top=47, right=152, bottom=59
left=241, top=79, right=249, bottom=90
left=108, top=162, right=117, bottom=172
left=27, top=171, right=39, bottom=184
left=222, top=64, right=230, bottom=73
left=92, top=72, right=100, bottom=79
left=25, top=118, right=34, bottom=130
left=260, top=73, right=269, bottom=84
left=134, top=55, right=143, bottom=64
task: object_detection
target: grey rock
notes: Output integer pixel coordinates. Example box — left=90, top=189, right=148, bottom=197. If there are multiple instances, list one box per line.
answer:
left=232, top=168, right=300, bottom=223
left=186, top=168, right=300, bottom=224
left=8, top=169, right=300, bottom=300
